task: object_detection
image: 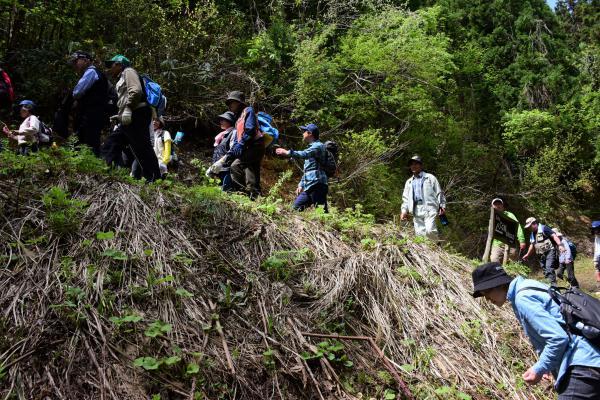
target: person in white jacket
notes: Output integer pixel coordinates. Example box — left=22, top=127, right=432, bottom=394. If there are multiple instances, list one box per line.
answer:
left=2, top=100, right=40, bottom=155
left=400, top=155, right=446, bottom=240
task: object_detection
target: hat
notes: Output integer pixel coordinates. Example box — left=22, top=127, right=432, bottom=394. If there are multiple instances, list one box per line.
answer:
left=591, top=221, right=600, bottom=233
left=69, top=50, right=93, bottom=64
left=225, top=91, right=246, bottom=106
left=105, top=54, right=131, bottom=68
left=299, top=123, right=319, bottom=137
left=19, top=100, right=35, bottom=110
left=524, top=217, right=537, bottom=229
left=217, top=111, right=236, bottom=124
left=408, top=155, right=423, bottom=165
left=491, top=198, right=503, bottom=206
left=472, top=262, right=513, bottom=298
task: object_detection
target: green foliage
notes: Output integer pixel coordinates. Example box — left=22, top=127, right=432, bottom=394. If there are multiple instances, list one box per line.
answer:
left=145, top=320, right=173, bottom=338
left=301, top=340, right=354, bottom=368
left=42, top=187, right=87, bottom=236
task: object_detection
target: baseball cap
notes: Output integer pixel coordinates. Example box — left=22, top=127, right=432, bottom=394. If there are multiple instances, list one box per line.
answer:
left=524, top=217, right=537, bottom=229
left=105, top=54, right=131, bottom=68
left=68, top=50, right=93, bottom=64
left=299, top=123, right=319, bottom=136
left=408, top=155, right=423, bottom=165
left=19, top=100, right=35, bottom=109
left=472, top=262, right=514, bottom=298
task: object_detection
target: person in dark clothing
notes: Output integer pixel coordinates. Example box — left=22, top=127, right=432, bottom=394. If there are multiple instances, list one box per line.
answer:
left=211, top=111, right=236, bottom=190
left=225, top=91, right=265, bottom=199
left=522, top=217, right=566, bottom=286
left=69, top=51, right=110, bottom=155
left=275, top=123, right=328, bottom=212
left=105, top=54, right=160, bottom=182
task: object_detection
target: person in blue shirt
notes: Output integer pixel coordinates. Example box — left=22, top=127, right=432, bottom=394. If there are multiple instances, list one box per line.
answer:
left=225, top=91, right=265, bottom=199
left=275, top=123, right=328, bottom=212
left=522, top=217, right=565, bottom=286
left=69, top=50, right=110, bottom=156
left=472, top=262, right=600, bottom=399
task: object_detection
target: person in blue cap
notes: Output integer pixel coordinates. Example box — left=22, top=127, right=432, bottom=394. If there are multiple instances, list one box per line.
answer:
left=276, top=123, right=328, bottom=212
left=472, top=262, right=600, bottom=399
left=2, top=100, right=40, bottom=155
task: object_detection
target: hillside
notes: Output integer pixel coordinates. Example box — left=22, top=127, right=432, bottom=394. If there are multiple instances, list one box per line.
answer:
left=0, top=148, right=554, bottom=399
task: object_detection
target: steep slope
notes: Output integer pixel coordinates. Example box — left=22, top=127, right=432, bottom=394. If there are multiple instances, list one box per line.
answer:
left=0, top=149, right=553, bottom=399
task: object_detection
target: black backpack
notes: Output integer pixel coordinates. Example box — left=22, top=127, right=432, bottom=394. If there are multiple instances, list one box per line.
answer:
left=320, top=140, right=339, bottom=178
left=37, top=120, right=53, bottom=146
left=518, top=286, right=600, bottom=347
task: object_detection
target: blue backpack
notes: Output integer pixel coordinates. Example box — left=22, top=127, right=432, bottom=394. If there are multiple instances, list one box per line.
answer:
left=139, top=74, right=167, bottom=116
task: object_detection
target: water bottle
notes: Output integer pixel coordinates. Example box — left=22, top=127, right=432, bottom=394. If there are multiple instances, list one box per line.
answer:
left=174, top=131, right=185, bottom=145
left=575, top=321, right=600, bottom=339
left=439, top=213, right=450, bottom=226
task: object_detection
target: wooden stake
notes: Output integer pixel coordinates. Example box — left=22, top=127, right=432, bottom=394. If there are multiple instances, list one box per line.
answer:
left=482, top=206, right=495, bottom=262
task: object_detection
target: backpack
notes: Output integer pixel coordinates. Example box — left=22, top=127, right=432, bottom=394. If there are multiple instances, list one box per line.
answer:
left=37, top=121, right=52, bottom=145
left=139, top=74, right=167, bottom=115
left=106, top=81, right=118, bottom=118
left=566, top=239, right=577, bottom=260
left=320, top=140, right=339, bottom=178
left=0, top=68, right=15, bottom=106
left=257, top=112, right=279, bottom=147
left=518, top=286, right=600, bottom=347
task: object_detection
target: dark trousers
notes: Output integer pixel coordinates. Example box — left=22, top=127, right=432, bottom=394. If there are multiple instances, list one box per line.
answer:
left=557, top=262, right=579, bottom=287
left=101, top=107, right=159, bottom=182
left=230, top=138, right=265, bottom=198
left=540, top=248, right=558, bottom=285
left=293, top=183, right=328, bottom=212
left=75, top=111, right=105, bottom=156
left=558, top=366, right=600, bottom=399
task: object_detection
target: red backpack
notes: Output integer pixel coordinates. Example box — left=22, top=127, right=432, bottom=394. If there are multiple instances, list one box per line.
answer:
left=0, top=68, right=15, bottom=105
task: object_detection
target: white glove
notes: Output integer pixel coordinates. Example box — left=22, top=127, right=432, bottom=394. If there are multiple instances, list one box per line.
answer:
left=121, top=107, right=132, bottom=126
left=206, top=157, right=227, bottom=178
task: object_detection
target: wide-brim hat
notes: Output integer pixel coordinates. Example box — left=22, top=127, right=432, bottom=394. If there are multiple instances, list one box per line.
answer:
left=407, top=155, right=423, bottom=166
left=217, top=111, right=236, bottom=124
left=472, top=262, right=513, bottom=298
left=225, top=91, right=246, bottom=106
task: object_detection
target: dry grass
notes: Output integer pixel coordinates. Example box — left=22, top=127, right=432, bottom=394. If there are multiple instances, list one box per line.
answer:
left=0, top=174, right=553, bottom=399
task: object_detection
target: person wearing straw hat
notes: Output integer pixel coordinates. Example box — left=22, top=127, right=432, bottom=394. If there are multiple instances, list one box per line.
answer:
left=400, top=155, right=446, bottom=240
left=471, top=262, right=600, bottom=399
left=490, top=198, right=526, bottom=264
left=552, top=229, right=579, bottom=288
left=225, top=91, right=265, bottom=199
left=522, top=217, right=565, bottom=286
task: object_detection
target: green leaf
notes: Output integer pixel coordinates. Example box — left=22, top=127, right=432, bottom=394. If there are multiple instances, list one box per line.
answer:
left=384, top=389, right=396, bottom=400
left=400, top=364, right=415, bottom=373
left=186, top=363, right=200, bottom=375
left=144, top=249, right=154, bottom=256
left=343, top=360, right=354, bottom=368
left=163, top=355, right=181, bottom=366
left=133, top=356, right=161, bottom=370
left=145, top=320, right=172, bottom=337
left=96, top=231, right=115, bottom=240
left=175, top=288, right=194, bottom=298
left=101, top=248, right=128, bottom=261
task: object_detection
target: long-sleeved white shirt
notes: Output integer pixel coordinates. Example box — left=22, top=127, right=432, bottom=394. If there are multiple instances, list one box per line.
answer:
left=594, top=235, right=600, bottom=267
left=401, top=172, right=446, bottom=214
left=16, top=115, right=40, bottom=145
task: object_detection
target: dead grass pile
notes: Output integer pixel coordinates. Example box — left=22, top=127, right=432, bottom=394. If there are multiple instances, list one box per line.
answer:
left=0, top=175, right=552, bottom=399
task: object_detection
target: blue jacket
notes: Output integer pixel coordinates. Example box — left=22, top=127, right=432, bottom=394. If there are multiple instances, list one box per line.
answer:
left=508, top=276, right=600, bottom=388
left=289, top=141, right=328, bottom=191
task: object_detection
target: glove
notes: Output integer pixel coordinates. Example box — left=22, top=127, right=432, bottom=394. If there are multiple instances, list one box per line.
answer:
left=206, top=157, right=227, bottom=178
left=229, top=143, right=243, bottom=157
left=121, top=107, right=133, bottom=126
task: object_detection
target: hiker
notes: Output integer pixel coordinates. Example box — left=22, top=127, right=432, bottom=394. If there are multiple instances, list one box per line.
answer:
left=105, top=54, right=160, bottom=182
left=275, top=123, right=328, bottom=212
left=593, top=221, right=600, bottom=289
left=490, top=198, right=526, bottom=263
left=209, top=111, right=236, bottom=190
left=472, top=262, right=600, bottom=399
left=400, top=155, right=446, bottom=240
left=70, top=51, right=110, bottom=155
left=0, top=67, right=15, bottom=119
left=152, top=117, right=172, bottom=177
left=2, top=100, right=39, bottom=155
left=553, top=229, right=579, bottom=288
left=522, top=217, right=565, bottom=286
left=225, top=91, right=265, bottom=199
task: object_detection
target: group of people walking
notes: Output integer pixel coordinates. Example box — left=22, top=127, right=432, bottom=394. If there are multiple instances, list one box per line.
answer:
left=1, top=51, right=179, bottom=181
